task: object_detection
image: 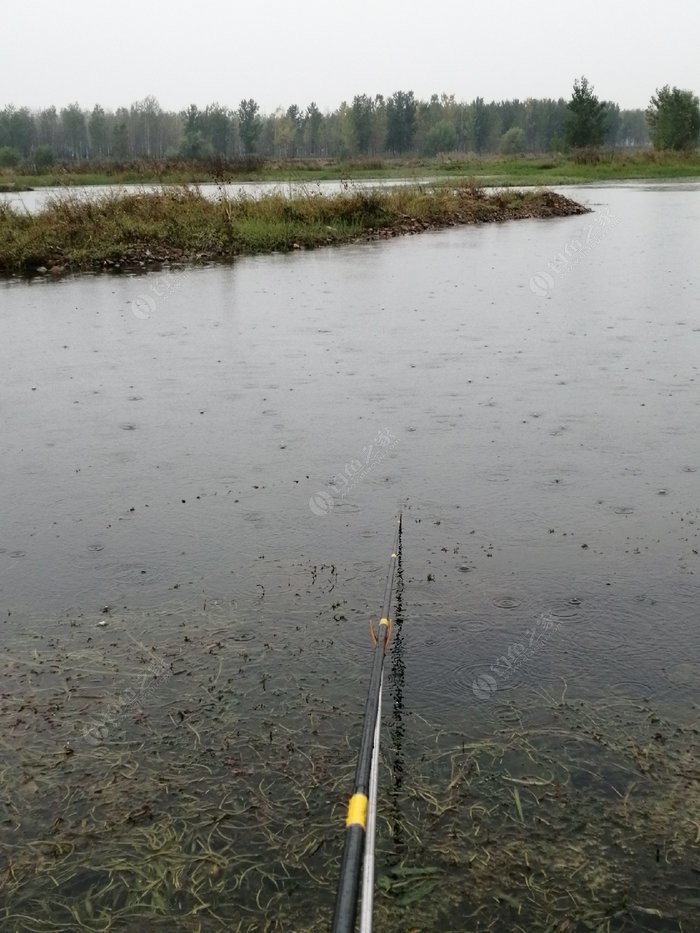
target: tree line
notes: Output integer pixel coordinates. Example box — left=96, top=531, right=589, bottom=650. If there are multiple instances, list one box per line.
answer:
left=0, top=79, right=697, bottom=169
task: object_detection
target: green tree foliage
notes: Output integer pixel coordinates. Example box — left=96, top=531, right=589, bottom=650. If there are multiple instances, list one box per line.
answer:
left=179, top=130, right=213, bottom=160
left=179, top=105, right=212, bottom=159
left=424, top=119, right=457, bottom=156
left=268, top=106, right=301, bottom=159
left=204, top=103, right=233, bottom=156
left=415, top=94, right=442, bottom=152
left=238, top=99, right=261, bottom=155
left=182, top=104, right=200, bottom=139
left=370, top=95, right=387, bottom=154
left=37, top=107, right=59, bottom=150
left=305, top=102, right=322, bottom=155
left=565, top=76, right=607, bottom=149
left=0, top=145, right=20, bottom=167
left=470, top=97, right=491, bottom=153
left=0, top=106, right=35, bottom=157
left=61, top=103, right=88, bottom=159
left=131, top=96, right=163, bottom=158
left=350, top=94, right=375, bottom=154
left=618, top=109, right=650, bottom=146
left=646, top=86, right=700, bottom=151
left=32, top=144, right=54, bottom=169
left=496, top=99, right=522, bottom=135
left=89, top=105, right=108, bottom=158
left=111, top=119, right=129, bottom=159
left=604, top=102, right=621, bottom=145
left=386, top=91, right=417, bottom=153
left=0, top=89, right=665, bottom=164
left=500, top=126, right=526, bottom=155
left=414, top=94, right=462, bottom=154
left=523, top=98, right=568, bottom=151
left=284, top=104, right=303, bottom=157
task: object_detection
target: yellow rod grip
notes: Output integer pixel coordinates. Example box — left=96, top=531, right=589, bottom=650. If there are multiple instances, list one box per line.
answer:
left=345, top=793, right=368, bottom=829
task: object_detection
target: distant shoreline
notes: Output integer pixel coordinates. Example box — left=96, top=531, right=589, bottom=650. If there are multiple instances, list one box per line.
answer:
left=1, top=151, right=699, bottom=194
left=0, top=183, right=590, bottom=278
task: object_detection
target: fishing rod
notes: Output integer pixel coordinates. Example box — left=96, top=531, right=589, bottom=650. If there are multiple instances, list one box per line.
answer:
left=331, top=512, right=402, bottom=933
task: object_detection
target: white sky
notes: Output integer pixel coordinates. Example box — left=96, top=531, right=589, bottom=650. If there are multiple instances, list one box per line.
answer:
left=4, top=0, right=698, bottom=114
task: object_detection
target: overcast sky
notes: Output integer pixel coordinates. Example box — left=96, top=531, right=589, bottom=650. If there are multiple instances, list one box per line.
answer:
left=4, top=0, right=698, bottom=114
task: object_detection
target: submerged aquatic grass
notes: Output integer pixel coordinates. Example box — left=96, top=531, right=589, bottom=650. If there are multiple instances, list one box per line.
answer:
left=0, top=182, right=588, bottom=277
left=1, top=603, right=698, bottom=932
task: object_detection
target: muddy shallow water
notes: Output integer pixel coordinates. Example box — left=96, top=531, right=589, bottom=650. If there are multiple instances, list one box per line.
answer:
left=1, top=183, right=699, bottom=930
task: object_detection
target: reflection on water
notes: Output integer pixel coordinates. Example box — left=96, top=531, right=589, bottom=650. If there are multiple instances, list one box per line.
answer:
left=1, top=183, right=699, bottom=930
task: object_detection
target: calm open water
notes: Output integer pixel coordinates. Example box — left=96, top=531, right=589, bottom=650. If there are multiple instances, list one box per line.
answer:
left=2, top=183, right=699, bottom=705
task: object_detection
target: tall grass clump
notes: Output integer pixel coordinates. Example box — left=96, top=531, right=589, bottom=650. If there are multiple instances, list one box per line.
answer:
left=0, top=183, right=588, bottom=277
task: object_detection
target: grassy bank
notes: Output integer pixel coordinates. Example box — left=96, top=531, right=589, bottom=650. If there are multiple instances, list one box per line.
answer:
left=1, top=149, right=699, bottom=191
left=0, top=182, right=588, bottom=277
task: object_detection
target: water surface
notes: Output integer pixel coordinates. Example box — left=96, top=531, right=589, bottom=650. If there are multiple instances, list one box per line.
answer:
left=1, top=183, right=698, bottom=931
